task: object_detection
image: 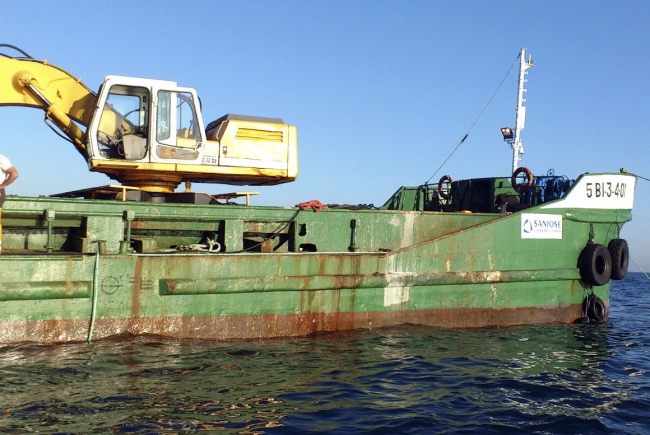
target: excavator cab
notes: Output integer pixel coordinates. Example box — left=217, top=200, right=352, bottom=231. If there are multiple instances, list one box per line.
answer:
left=91, top=77, right=202, bottom=163
left=86, top=76, right=297, bottom=192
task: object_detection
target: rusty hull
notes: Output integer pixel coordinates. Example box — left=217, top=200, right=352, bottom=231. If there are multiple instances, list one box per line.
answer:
left=0, top=304, right=592, bottom=344
left=0, top=246, right=603, bottom=344
left=0, top=171, right=632, bottom=344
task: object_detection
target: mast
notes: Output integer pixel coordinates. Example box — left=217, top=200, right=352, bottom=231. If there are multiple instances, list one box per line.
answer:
left=502, top=48, right=534, bottom=174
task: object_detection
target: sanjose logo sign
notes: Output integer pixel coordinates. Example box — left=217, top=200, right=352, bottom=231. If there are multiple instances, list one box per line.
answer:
left=521, top=214, right=563, bottom=239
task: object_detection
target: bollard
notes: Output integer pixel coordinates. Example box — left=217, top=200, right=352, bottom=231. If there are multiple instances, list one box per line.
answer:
left=119, top=240, right=131, bottom=254
left=93, top=240, right=107, bottom=255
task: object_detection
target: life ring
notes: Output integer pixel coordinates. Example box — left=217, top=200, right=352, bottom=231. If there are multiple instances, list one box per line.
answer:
left=511, top=167, right=534, bottom=193
left=583, top=294, right=606, bottom=322
left=608, top=238, right=629, bottom=280
left=579, top=243, right=612, bottom=286
left=438, top=175, right=453, bottom=200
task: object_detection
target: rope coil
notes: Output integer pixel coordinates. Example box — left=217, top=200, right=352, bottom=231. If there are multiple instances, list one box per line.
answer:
left=296, top=200, right=327, bottom=212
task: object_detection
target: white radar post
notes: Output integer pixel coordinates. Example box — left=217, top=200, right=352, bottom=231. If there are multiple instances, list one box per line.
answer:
left=503, top=48, right=534, bottom=174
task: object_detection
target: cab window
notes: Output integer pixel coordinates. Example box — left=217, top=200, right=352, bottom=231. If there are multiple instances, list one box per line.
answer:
left=96, top=85, right=149, bottom=159
left=156, top=90, right=199, bottom=150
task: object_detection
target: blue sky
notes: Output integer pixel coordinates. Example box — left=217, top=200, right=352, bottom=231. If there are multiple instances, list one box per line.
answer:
left=1, top=1, right=649, bottom=271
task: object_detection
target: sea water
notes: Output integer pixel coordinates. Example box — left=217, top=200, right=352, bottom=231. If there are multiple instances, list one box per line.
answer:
left=1, top=273, right=649, bottom=434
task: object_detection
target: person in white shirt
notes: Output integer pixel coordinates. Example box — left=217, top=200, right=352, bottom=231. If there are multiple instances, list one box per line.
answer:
left=0, top=154, right=19, bottom=208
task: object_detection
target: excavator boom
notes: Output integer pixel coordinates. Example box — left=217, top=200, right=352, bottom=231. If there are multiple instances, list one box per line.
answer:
left=0, top=56, right=96, bottom=124
left=0, top=54, right=97, bottom=157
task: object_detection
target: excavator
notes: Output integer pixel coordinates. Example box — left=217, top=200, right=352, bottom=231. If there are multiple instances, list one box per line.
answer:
left=0, top=44, right=297, bottom=197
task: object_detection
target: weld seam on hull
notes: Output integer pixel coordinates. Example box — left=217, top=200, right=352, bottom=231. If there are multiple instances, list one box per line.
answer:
left=160, top=268, right=581, bottom=295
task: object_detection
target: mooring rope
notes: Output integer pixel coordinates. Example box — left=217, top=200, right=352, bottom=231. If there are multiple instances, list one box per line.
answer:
left=630, top=256, right=650, bottom=282
left=628, top=174, right=650, bottom=281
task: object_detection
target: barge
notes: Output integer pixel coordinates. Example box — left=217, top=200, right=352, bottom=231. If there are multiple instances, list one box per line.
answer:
left=0, top=46, right=635, bottom=343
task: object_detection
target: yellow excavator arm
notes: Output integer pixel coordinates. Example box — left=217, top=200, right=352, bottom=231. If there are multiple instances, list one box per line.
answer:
left=0, top=45, right=298, bottom=193
left=0, top=52, right=96, bottom=158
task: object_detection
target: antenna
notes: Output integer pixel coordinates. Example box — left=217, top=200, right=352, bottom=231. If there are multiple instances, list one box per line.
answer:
left=501, top=48, right=534, bottom=174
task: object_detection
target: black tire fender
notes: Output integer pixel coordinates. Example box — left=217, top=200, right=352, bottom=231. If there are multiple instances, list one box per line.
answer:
left=579, top=243, right=612, bottom=286
left=608, top=238, right=629, bottom=280
left=584, top=295, right=606, bottom=322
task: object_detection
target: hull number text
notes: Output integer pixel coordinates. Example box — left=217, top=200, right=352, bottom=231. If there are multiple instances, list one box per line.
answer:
left=586, top=182, right=626, bottom=199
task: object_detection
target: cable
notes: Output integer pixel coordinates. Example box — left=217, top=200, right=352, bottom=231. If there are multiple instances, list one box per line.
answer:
left=0, top=43, right=33, bottom=59
left=425, top=53, right=521, bottom=184
left=44, top=118, right=75, bottom=144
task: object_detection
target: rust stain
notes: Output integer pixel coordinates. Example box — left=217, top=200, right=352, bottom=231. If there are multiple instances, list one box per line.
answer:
left=294, top=254, right=364, bottom=335
left=332, top=289, right=342, bottom=316
left=260, top=239, right=274, bottom=253
left=130, top=220, right=145, bottom=229
left=127, top=257, right=143, bottom=333
left=0, top=301, right=592, bottom=344
left=317, top=254, right=327, bottom=278
left=64, top=256, right=74, bottom=297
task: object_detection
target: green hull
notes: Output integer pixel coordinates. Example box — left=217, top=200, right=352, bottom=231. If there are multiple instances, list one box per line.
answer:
left=0, top=172, right=635, bottom=344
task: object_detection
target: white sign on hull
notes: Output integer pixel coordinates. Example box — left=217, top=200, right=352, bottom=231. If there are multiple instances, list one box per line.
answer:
left=521, top=213, right=563, bottom=239
left=541, top=174, right=635, bottom=210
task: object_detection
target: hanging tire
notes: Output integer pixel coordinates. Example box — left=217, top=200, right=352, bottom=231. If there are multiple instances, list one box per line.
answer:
left=608, top=238, right=629, bottom=280
left=583, top=295, right=606, bottom=322
left=579, top=243, right=612, bottom=286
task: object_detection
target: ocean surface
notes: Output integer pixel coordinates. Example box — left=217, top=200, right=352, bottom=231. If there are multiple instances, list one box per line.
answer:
left=1, top=273, right=649, bottom=434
